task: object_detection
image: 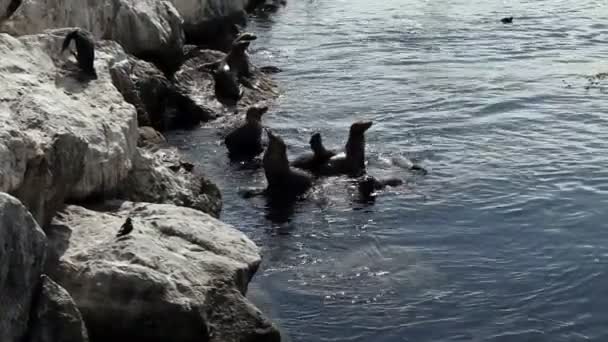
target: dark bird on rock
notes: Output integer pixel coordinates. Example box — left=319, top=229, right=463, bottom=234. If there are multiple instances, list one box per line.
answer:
left=116, top=217, right=133, bottom=238
left=61, top=28, right=97, bottom=79
left=501, top=17, right=513, bottom=24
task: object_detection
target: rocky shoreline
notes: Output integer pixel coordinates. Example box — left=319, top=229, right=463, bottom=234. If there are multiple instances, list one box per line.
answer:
left=0, top=1, right=282, bottom=341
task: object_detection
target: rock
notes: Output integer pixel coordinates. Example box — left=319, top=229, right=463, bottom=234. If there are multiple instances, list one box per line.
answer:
left=110, top=56, right=215, bottom=131
left=0, top=192, right=47, bottom=341
left=0, top=0, right=21, bottom=20
left=0, top=30, right=137, bottom=225
left=137, top=126, right=167, bottom=147
left=0, top=0, right=184, bottom=71
left=45, top=201, right=279, bottom=342
left=175, top=48, right=278, bottom=121
left=168, top=0, right=247, bottom=50
left=119, top=147, right=222, bottom=217
left=27, top=275, right=89, bottom=342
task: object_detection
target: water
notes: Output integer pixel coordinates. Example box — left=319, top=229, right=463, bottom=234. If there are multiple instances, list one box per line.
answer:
left=168, top=1, right=608, bottom=341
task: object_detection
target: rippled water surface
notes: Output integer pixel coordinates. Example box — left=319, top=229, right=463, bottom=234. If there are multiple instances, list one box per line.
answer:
left=169, top=1, right=608, bottom=341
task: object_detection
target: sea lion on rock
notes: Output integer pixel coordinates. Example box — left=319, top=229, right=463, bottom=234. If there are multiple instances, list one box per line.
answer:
left=263, top=130, right=313, bottom=199
left=208, top=61, right=243, bottom=111
left=291, top=132, right=336, bottom=173
left=225, top=104, right=268, bottom=160
left=61, top=29, right=97, bottom=79
left=318, top=121, right=373, bottom=177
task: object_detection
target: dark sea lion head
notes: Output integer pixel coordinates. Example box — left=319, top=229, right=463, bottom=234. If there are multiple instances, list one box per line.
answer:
left=349, top=121, right=373, bottom=136
left=309, top=132, right=326, bottom=154
left=358, top=175, right=378, bottom=198
left=231, top=38, right=251, bottom=53
left=264, top=129, right=290, bottom=174
left=246, top=104, right=268, bottom=122
left=309, top=132, right=322, bottom=146
left=234, top=32, right=258, bottom=43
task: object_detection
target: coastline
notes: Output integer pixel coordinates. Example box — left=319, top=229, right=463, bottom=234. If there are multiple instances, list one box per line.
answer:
left=0, top=1, right=283, bottom=341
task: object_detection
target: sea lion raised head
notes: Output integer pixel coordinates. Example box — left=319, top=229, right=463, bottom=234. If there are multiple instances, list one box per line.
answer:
left=224, top=104, right=268, bottom=159
left=263, top=129, right=313, bottom=199
left=246, top=104, right=268, bottom=123
left=61, top=29, right=97, bottom=79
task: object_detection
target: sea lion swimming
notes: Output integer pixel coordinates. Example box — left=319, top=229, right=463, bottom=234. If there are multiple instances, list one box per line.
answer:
left=357, top=175, right=403, bottom=199
left=318, top=121, right=373, bottom=177
left=225, top=104, right=269, bottom=160
left=263, top=130, right=313, bottom=200
left=61, top=29, right=97, bottom=79
left=291, top=132, right=336, bottom=173
left=501, top=17, right=513, bottom=24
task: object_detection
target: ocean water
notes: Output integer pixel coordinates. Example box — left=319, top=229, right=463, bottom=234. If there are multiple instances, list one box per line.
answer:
left=168, top=1, right=608, bottom=341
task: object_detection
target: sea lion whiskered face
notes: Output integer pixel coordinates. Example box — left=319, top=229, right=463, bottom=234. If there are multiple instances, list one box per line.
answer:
left=246, top=105, right=269, bottom=122
left=350, top=121, right=373, bottom=135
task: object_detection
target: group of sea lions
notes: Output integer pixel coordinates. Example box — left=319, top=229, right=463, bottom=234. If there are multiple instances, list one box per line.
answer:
left=225, top=110, right=421, bottom=202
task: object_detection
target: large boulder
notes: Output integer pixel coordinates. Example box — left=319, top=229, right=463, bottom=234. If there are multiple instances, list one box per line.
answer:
left=119, top=147, right=222, bottom=217
left=0, top=192, right=47, bottom=341
left=0, top=0, right=184, bottom=70
left=0, top=30, right=137, bottom=225
left=169, top=0, right=247, bottom=49
left=45, top=201, right=279, bottom=342
left=110, top=56, right=215, bottom=131
left=27, top=275, right=89, bottom=342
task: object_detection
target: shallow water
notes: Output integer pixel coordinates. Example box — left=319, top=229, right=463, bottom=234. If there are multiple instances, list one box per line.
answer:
left=168, top=1, right=608, bottom=341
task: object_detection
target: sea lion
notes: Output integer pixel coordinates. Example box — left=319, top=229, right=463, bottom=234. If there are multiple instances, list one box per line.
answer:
left=116, top=217, right=133, bottom=238
left=226, top=38, right=255, bottom=81
left=263, top=130, right=313, bottom=199
left=291, top=132, right=336, bottom=173
left=61, top=29, right=97, bottom=79
left=224, top=104, right=269, bottom=159
left=209, top=61, right=243, bottom=110
left=501, top=17, right=513, bottom=24
left=358, top=175, right=403, bottom=199
left=318, top=121, right=373, bottom=177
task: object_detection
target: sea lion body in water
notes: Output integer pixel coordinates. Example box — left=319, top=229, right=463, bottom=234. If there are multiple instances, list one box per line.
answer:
left=318, top=121, right=373, bottom=177
left=357, top=175, right=403, bottom=199
left=291, top=132, right=336, bottom=173
left=501, top=17, right=513, bottom=24
left=61, top=29, right=97, bottom=79
left=224, top=105, right=268, bottom=159
left=263, top=130, right=313, bottom=199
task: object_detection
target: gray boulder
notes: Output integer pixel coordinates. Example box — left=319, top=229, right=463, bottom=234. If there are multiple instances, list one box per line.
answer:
left=0, top=0, right=184, bottom=69
left=0, top=192, right=47, bottom=341
left=27, top=275, right=89, bottom=342
left=120, top=147, right=222, bottom=217
left=45, top=201, right=279, bottom=342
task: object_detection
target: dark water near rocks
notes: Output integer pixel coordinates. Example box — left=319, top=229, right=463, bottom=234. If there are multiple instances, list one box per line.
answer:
left=169, top=1, right=608, bottom=341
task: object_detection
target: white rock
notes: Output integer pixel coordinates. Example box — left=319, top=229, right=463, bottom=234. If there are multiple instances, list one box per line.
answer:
left=0, top=0, right=184, bottom=64
left=0, top=30, right=137, bottom=225
left=0, top=192, right=47, bottom=342
left=46, top=201, right=279, bottom=342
